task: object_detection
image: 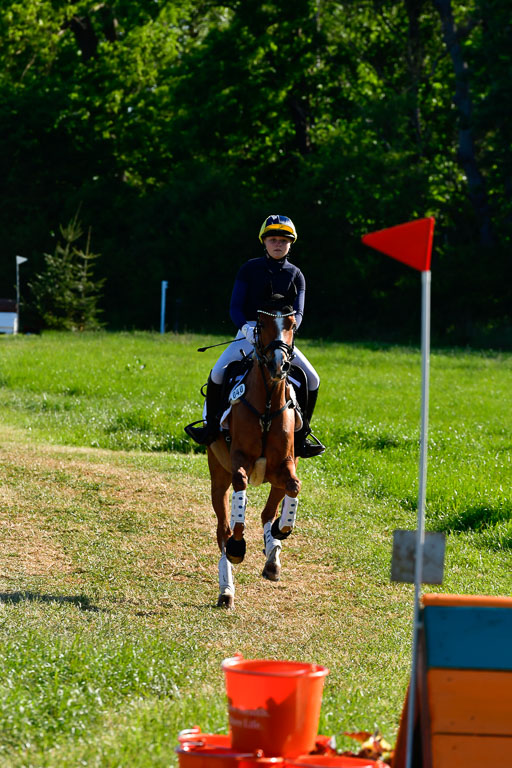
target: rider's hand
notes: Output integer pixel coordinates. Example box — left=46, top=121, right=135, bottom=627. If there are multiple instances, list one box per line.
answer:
left=241, top=324, right=256, bottom=345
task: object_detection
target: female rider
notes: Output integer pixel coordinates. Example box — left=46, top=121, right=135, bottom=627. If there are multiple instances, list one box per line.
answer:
left=185, top=215, right=325, bottom=458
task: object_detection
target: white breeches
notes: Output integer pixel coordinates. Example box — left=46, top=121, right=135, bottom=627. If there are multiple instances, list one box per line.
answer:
left=211, top=325, right=320, bottom=391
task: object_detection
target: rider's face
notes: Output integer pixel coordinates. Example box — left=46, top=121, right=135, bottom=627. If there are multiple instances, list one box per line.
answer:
left=264, top=236, right=292, bottom=260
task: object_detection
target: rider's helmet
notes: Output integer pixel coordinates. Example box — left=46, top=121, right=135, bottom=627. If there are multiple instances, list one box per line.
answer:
left=258, top=215, right=297, bottom=243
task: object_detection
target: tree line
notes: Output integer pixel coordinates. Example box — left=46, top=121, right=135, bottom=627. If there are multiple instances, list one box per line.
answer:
left=1, top=0, right=511, bottom=344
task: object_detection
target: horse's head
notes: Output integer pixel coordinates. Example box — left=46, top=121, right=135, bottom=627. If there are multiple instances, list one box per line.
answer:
left=255, top=298, right=296, bottom=381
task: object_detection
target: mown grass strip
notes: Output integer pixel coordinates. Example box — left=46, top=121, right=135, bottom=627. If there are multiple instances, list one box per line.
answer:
left=0, top=332, right=510, bottom=766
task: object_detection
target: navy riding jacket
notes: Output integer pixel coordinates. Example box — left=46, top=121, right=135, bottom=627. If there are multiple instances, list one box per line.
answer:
left=229, top=255, right=305, bottom=330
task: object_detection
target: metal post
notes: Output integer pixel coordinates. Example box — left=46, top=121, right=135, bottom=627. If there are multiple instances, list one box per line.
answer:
left=160, top=280, right=168, bottom=334
left=15, top=255, right=28, bottom=334
left=405, top=269, right=431, bottom=768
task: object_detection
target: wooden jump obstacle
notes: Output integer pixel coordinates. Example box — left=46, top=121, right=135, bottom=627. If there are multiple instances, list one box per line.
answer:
left=394, top=593, right=512, bottom=767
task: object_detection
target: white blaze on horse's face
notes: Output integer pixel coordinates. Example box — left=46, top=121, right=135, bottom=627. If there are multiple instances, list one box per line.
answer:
left=257, top=309, right=295, bottom=381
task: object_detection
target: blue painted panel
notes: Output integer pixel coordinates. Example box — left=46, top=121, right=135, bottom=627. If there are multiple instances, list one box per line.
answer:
left=424, top=605, right=512, bottom=670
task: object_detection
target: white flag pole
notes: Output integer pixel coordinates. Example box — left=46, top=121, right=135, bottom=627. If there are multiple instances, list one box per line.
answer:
left=405, top=268, right=431, bottom=768
left=15, top=256, right=28, bottom=333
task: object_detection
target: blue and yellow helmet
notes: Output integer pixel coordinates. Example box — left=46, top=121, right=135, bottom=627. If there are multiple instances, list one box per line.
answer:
left=259, top=215, right=297, bottom=243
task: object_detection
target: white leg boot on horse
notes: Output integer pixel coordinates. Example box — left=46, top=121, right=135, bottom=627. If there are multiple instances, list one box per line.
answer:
left=218, top=552, right=235, bottom=609
left=225, top=489, right=247, bottom=564
left=271, top=495, right=298, bottom=539
left=262, top=520, right=283, bottom=582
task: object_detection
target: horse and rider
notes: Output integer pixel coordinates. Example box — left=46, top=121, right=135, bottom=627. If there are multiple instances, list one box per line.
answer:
left=185, top=215, right=325, bottom=608
left=185, top=214, right=325, bottom=459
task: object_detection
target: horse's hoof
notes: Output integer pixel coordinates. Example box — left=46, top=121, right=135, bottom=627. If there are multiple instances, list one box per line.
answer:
left=217, top=593, right=235, bottom=609
left=271, top=518, right=292, bottom=540
left=262, top=562, right=281, bottom=582
left=226, top=535, right=246, bottom=564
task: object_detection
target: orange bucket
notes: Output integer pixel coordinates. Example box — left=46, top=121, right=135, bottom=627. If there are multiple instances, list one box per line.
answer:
left=176, top=732, right=251, bottom=768
left=286, top=757, right=386, bottom=768
left=177, top=728, right=284, bottom=768
left=222, top=656, right=329, bottom=757
left=177, top=744, right=253, bottom=768
left=178, top=728, right=231, bottom=749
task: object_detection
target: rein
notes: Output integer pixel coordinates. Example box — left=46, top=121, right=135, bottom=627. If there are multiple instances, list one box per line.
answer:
left=238, top=308, right=296, bottom=452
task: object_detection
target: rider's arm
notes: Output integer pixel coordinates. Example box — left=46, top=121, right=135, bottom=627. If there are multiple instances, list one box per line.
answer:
left=294, top=270, right=305, bottom=329
left=229, top=278, right=248, bottom=329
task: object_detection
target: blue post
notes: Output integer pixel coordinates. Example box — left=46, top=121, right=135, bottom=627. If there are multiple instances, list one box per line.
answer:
left=160, top=280, right=168, bottom=334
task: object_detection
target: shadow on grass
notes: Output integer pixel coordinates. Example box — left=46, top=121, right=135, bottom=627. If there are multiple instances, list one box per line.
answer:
left=0, top=591, right=100, bottom=611
left=433, top=504, right=512, bottom=549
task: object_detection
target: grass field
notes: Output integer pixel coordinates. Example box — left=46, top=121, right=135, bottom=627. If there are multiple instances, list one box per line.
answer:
left=0, top=331, right=510, bottom=767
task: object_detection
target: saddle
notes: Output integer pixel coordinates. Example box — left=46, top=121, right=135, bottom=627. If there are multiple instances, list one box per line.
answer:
left=217, top=359, right=309, bottom=447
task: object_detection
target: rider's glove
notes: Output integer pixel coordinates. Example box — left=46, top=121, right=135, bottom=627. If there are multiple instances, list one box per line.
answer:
left=241, top=323, right=256, bottom=345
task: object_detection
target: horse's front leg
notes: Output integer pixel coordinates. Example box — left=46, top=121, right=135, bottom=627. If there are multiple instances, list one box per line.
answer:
left=207, top=449, right=235, bottom=609
left=225, top=449, right=251, bottom=565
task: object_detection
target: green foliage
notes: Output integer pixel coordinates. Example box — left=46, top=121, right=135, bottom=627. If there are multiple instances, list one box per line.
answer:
left=0, top=0, right=511, bottom=339
left=29, top=212, right=105, bottom=331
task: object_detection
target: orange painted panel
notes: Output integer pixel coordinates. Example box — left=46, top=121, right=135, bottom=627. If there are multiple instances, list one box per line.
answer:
left=431, top=735, right=512, bottom=768
left=427, top=669, right=512, bottom=735
left=423, top=593, right=512, bottom=609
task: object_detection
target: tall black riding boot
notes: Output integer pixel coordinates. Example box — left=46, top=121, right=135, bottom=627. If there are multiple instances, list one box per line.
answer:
left=184, top=374, right=223, bottom=445
left=296, top=387, right=325, bottom=458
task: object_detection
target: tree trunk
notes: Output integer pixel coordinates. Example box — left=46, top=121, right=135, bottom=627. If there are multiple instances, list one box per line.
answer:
left=433, top=0, right=494, bottom=246
left=287, top=94, right=312, bottom=155
left=404, top=0, right=424, bottom=151
left=64, top=15, right=99, bottom=61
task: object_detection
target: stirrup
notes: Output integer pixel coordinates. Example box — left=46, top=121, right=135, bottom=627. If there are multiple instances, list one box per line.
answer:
left=184, top=420, right=218, bottom=446
left=296, top=432, right=325, bottom=459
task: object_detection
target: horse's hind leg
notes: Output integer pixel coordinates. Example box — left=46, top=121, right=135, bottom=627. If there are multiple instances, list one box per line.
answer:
left=207, top=449, right=235, bottom=608
left=261, top=487, right=286, bottom=582
left=261, top=480, right=300, bottom=582
left=218, top=552, right=234, bottom=609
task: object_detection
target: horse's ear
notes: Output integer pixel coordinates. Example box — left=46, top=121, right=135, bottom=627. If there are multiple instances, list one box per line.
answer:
left=260, top=295, right=284, bottom=314
left=275, top=287, right=295, bottom=315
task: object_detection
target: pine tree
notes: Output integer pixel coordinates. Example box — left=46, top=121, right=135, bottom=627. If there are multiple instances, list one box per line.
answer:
left=30, top=212, right=105, bottom=331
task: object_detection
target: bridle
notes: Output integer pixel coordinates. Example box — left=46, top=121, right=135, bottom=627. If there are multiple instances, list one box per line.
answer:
left=237, top=309, right=297, bottom=443
left=254, top=309, right=296, bottom=377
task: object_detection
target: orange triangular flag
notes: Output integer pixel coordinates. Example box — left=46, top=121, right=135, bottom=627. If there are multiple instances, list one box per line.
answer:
left=362, top=217, right=435, bottom=272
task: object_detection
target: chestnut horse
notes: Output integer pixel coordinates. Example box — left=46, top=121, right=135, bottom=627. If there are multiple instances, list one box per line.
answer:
left=207, top=301, right=301, bottom=608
